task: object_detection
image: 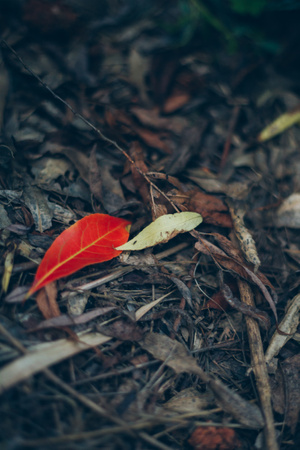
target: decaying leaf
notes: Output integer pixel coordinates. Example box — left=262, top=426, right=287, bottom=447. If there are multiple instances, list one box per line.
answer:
left=271, top=353, right=300, bottom=433
left=257, top=104, right=300, bottom=141
left=141, top=332, right=264, bottom=428
left=23, top=183, right=53, bottom=232
left=116, top=212, right=202, bottom=251
left=163, top=387, right=214, bottom=414
left=35, top=282, right=60, bottom=320
left=265, top=293, right=300, bottom=365
left=218, top=272, right=270, bottom=328
left=188, top=190, right=233, bottom=228
left=195, top=236, right=278, bottom=323
left=188, top=426, right=241, bottom=450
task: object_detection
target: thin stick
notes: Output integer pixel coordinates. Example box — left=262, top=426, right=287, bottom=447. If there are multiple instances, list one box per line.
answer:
left=237, top=280, right=279, bottom=450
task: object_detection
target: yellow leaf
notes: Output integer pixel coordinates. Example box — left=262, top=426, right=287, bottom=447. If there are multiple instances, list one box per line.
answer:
left=2, top=244, right=16, bottom=293
left=257, top=106, right=300, bottom=142
left=116, top=212, right=202, bottom=251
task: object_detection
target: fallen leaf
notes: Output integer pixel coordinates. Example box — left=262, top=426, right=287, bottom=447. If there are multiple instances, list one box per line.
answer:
left=23, top=182, right=53, bottom=232
left=116, top=212, right=202, bottom=251
left=163, top=388, right=214, bottom=414
left=257, top=103, right=300, bottom=141
left=35, top=282, right=60, bottom=320
left=275, top=193, right=300, bottom=228
left=195, top=236, right=278, bottom=323
left=98, top=319, right=144, bottom=341
left=141, top=332, right=264, bottom=428
left=265, top=293, right=300, bottom=365
left=27, top=214, right=131, bottom=297
left=188, top=426, right=241, bottom=450
left=271, top=354, right=300, bottom=433
left=188, top=190, right=232, bottom=228
left=163, top=91, right=190, bottom=114
left=2, top=244, right=16, bottom=293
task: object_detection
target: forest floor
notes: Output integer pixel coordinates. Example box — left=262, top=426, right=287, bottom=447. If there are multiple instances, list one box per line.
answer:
left=0, top=1, right=300, bottom=449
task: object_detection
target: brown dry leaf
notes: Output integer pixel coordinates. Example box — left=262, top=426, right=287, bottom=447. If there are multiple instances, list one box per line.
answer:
left=219, top=273, right=270, bottom=328
left=188, top=426, right=241, bottom=450
left=271, top=354, right=300, bottom=433
left=163, top=388, right=214, bottom=414
left=134, top=126, right=172, bottom=154
left=163, top=91, right=190, bottom=114
left=195, top=237, right=278, bottom=322
left=141, top=332, right=264, bottom=428
left=130, top=106, right=188, bottom=134
left=98, top=319, right=144, bottom=341
left=35, top=282, right=60, bottom=320
left=212, top=233, right=274, bottom=291
left=188, top=190, right=233, bottom=228
left=23, top=182, right=53, bottom=232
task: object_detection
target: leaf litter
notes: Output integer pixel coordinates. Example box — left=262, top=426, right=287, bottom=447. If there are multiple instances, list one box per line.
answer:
left=1, top=4, right=300, bottom=449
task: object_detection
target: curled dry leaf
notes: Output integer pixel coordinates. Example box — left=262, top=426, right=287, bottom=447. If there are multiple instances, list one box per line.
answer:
left=116, top=212, right=202, bottom=251
left=27, top=214, right=131, bottom=297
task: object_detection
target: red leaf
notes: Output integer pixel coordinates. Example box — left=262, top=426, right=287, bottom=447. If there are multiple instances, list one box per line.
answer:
left=27, top=214, right=131, bottom=297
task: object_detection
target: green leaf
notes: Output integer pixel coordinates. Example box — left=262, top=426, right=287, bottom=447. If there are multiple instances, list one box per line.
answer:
left=116, top=212, right=202, bottom=251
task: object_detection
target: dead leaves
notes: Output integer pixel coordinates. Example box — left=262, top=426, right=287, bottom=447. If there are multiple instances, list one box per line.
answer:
left=141, top=332, right=264, bottom=429
left=194, top=234, right=278, bottom=323
left=188, top=190, right=233, bottom=228
left=189, top=426, right=241, bottom=450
